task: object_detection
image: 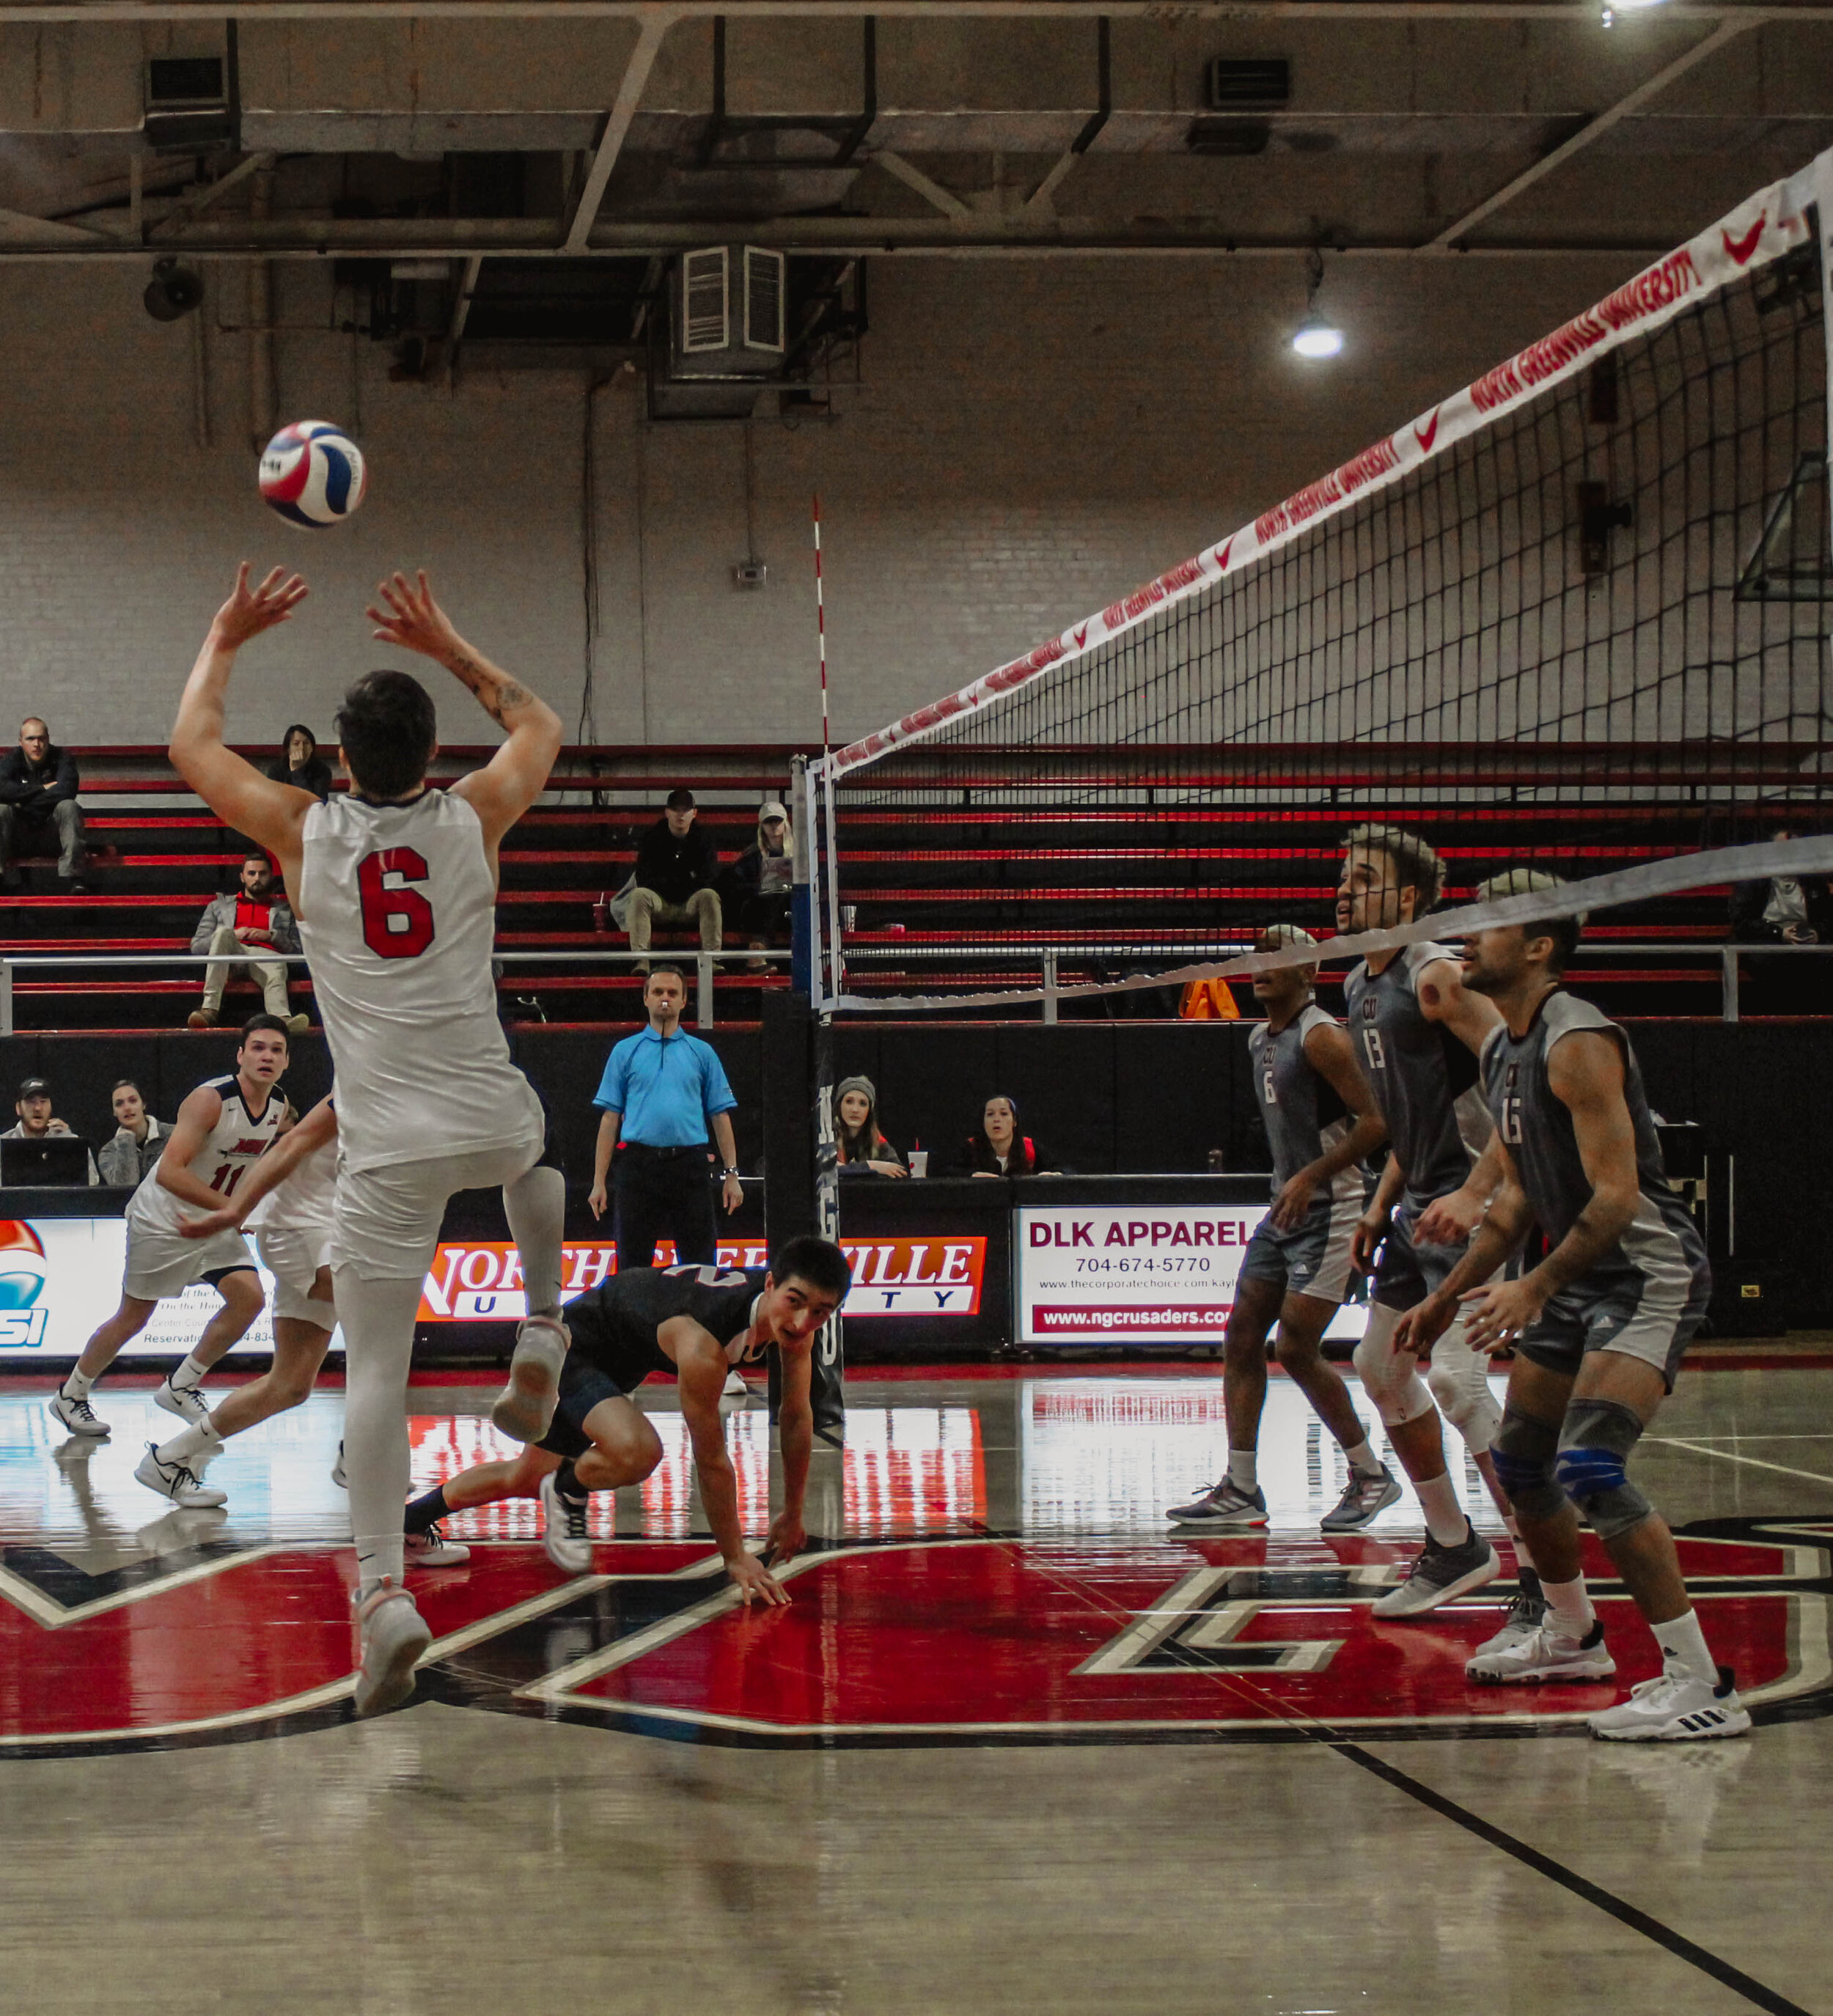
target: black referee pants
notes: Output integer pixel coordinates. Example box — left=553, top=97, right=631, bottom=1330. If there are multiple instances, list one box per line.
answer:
left=612, top=1143, right=719, bottom=1270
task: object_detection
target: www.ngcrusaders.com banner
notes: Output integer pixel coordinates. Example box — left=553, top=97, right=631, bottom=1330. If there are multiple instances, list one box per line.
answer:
left=1016, top=1207, right=1366, bottom=1347
left=418, top=1237, right=986, bottom=1322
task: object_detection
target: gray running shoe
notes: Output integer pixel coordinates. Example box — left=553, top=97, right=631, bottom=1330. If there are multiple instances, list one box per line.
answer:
left=154, top=1377, right=211, bottom=1429
left=1167, top=1481, right=1268, bottom=1528
left=1320, top=1465, right=1403, bottom=1532
left=1371, top=1521, right=1499, bottom=1618
left=491, top=1314, right=569, bottom=1443
left=353, top=1579, right=431, bottom=1718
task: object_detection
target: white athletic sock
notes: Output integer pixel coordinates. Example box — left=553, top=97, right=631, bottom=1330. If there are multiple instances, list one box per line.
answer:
left=155, top=1418, right=221, bottom=1468
left=502, top=1161, right=566, bottom=1317
left=172, top=1353, right=210, bottom=1391
left=1543, top=1575, right=1595, bottom=1638
left=62, top=1366, right=95, bottom=1400
left=1340, top=1436, right=1384, bottom=1479
left=334, top=1266, right=425, bottom=1591
left=1227, top=1449, right=1258, bottom=1495
left=1415, top=1471, right=1469, bottom=1549
left=1653, top=1608, right=1717, bottom=1685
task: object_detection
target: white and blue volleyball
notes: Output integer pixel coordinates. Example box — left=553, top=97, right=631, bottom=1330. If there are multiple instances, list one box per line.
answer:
left=259, top=421, right=368, bottom=529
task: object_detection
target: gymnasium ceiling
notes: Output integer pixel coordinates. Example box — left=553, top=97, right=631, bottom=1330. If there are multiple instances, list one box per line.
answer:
left=0, top=1, right=1823, bottom=265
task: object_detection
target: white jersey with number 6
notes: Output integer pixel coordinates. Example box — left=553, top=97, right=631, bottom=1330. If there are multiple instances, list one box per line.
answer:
left=126, top=1075, right=285, bottom=1237
left=296, top=789, right=542, bottom=1174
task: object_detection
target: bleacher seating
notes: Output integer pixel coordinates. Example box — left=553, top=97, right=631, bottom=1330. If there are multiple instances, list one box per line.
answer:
left=0, top=742, right=1810, bottom=1030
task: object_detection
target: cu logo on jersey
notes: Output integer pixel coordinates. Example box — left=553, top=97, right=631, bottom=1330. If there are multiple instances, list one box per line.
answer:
left=356, top=847, right=436, bottom=960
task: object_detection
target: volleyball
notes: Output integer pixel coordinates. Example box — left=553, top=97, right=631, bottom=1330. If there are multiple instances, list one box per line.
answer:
left=258, top=421, right=368, bottom=529
left=0, top=1221, right=47, bottom=1311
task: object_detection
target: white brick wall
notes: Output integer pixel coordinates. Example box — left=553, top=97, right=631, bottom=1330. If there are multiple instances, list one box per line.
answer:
left=0, top=251, right=1626, bottom=752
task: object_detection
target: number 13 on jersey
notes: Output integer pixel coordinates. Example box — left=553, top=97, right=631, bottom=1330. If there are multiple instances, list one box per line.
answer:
left=358, top=847, right=436, bottom=959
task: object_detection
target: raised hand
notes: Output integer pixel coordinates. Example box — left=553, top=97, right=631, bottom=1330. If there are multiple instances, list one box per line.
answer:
left=211, top=562, right=308, bottom=649
left=367, top=569, right=463, bottom=665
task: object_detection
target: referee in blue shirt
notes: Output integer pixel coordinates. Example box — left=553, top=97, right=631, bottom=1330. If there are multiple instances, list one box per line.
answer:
left=588, top=966, right=743, bottom=1270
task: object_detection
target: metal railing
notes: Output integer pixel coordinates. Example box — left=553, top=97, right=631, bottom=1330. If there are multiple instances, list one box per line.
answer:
left=0, top=941, right=1821, bottom=1034
left=0, top=947, right=793, bottom=1037
left=836, top=939, right=1833, bottom=1023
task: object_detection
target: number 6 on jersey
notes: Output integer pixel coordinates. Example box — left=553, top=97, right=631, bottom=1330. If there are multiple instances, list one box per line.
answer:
left=357, top=847, right=436, bottom=959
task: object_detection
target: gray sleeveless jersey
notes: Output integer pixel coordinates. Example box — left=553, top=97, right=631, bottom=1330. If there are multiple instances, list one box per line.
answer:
left=1249, top=1002, right=1364, bottom=1209
left=1482, top=990, right=1707, bottom=1298
left=1342, top=943, right=1491, bottom=1212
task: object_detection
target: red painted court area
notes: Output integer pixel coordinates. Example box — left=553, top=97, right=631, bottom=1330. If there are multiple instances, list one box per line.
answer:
left=545, top=1533, right=1821, bottom=1741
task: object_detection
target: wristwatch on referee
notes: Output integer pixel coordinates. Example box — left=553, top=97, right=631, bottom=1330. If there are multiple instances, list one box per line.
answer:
left=719, top=1166, right=741, bottom=1180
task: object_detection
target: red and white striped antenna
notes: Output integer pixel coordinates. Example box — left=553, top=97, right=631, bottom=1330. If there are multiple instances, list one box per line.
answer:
left=812, top=491, right=829, bottom=754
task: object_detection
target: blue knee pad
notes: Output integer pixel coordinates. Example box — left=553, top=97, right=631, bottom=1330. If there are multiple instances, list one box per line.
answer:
left=1554, top=1398, right=1653, bottom=1540
left=1491, top=1406, right=1563, bottom=1522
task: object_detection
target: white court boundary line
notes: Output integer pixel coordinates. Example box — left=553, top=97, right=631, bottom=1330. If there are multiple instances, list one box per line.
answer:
left=821, top=154, right=1821, bottom=780
left=1648, top=1440, right=1833, bottom=1489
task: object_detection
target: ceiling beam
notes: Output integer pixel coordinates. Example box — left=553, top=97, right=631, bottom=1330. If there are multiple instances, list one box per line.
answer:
left=871, top=150, right=972, bottom=221
left=148, top=150, right=277, bottom=240
left=0, top=4, right=1816, bottom=22
left=1427, top=13, right=1761, bottom=248
left=0, top=216, right=1675, bottom=259
left=562, top=10, right=673, bottom=254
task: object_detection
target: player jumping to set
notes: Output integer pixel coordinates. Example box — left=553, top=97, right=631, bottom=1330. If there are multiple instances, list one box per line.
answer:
left=1337, top=827, right=1543, bottom=1641
left=1398, top=872, right=1746, bottom=1740
left=48, top=1014, right=290, bottom=1501
left=160, top=1093, right=471, bottom=1568
left=169, top=563, right=567, bottom=1715
left=1167, top=927, right=1400, bottom=1531
left=401, top=1238, right=853, bottom=1603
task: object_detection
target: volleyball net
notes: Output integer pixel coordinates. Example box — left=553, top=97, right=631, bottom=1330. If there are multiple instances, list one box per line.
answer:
left=806, top=147, right=1833, bottom=1015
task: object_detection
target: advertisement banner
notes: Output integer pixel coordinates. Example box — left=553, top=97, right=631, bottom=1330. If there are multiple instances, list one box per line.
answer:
left=0, top=1217, right=283, bottom=1361
left=1015, top=1205, right=1366, bottom=1347
left=417, top=1235, right=988, bottom=1323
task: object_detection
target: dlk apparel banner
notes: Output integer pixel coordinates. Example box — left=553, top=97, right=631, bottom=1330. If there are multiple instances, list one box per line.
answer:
left=1015, top=1205, right=1367, bottom=1346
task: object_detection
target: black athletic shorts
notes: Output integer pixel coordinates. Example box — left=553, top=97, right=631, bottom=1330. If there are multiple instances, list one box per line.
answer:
left=535, top=1346, right=650, bottom=1460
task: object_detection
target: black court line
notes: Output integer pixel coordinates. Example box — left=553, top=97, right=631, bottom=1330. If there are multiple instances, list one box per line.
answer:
left=1333, top=1742, right=1816, bottom=2016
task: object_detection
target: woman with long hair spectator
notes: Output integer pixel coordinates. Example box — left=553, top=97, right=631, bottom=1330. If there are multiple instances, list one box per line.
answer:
left=97, top=1079, right=173, bottom=1188
left=264, top=724, right=334, bottom=802
left=834, top=1075, right=906, bottom=1178
left=721, top=801, right=795, bottom=970
left=956, top=1093, right=1051, bottom=1177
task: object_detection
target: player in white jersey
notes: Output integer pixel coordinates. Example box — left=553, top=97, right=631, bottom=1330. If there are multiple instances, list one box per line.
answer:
left=48, top=1015, right=290, bottom=1482
left=151, top=1093, right=470, bottom=1566
left=170, top=563, right=567, bottom=1715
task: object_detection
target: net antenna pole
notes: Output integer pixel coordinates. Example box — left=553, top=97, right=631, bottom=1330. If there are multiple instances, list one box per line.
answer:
left=812, top=492, right=845, bottom=1003
left=1815, top=154, right=1833, bottom=564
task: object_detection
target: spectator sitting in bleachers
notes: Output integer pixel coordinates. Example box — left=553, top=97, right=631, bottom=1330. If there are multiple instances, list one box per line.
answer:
left=97, top=1079, right=173, bottom=1188
left=3, top=1076, right=100, bottom=1183
left=628, top=787, right=722, bottom=974
left=955, top=1095, right=1055, bottom=1177
left=835, top=1075, right=907, bottom=1177
left=187, top=851, right=309, bottom=1034
left=0, top=717, right=88, bottom=891
left=721, top=800, right=795, bottom=971
left=264, top=723, right=335, bottom=802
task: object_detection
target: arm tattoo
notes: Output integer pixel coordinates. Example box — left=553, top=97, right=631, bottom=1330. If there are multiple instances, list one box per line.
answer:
left=446, top=647, right=529, bottom=725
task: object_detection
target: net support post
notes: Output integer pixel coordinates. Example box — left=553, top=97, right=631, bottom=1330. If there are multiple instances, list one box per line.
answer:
left=696, top=950, right=714, bottom=1029
left=1722, top=946, right=1741, bottom=1024
left=789, top=753, right=814, bottom=998
left=1042, top=950, right=1059, bottom=1025
left=0, top=958, right=12, bottom=1037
